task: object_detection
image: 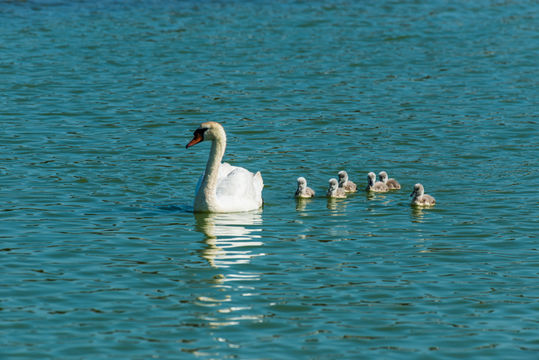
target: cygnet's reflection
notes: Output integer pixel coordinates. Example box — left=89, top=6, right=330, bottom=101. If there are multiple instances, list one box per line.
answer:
left=365, top=191, right=388, bottom=201
left=411, top=206, right=427, bottom=222
left=326, top=197, right=347, bottom=214
left=295, top=197, right=313, bottom=212
left=195, top=211, right=264, bottom=269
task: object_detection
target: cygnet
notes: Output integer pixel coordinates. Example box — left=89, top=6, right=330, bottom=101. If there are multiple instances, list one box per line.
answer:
left=378, top=171, right=401, bottom=190
left=327, top=178, right=347, bottom=198
left=365, top=172, right=389, bottom=192
left=410, top=183, right=436, bottom=206
left=295, top=177, right=315, bottom=198
left=338, top=170, right=357, bottom=192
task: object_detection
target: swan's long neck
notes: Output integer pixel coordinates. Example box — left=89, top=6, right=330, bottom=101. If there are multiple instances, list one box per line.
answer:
left=196, top=131, right=226, bottom=210
left=204, top=137, right=226, bottom=188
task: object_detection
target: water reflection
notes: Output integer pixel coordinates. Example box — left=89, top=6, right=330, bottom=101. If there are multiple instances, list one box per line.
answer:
left=365, top=192, right=388, bottom=201
left=295, top=197, right=313, bottom=212
left=194, top=211, right=264, bottom=268
left=411, top=206, right=426, bottom=222
left=193, top=211, right=265, bottom=328
left=326, top=197, right=347, bottom=213
left=411, top=205, right=436, bottom=222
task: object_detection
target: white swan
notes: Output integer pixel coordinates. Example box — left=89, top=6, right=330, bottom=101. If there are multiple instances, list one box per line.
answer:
left=295, top=177, right=315, bottom=198
left=378, top=171, right=401, bottom=190
left=186, top=122, right=264, bottom=213
left=327, top=178, right=347, bottom=198
left=338, top=170, right=357, bottom=192
left=410, top=183, right=436, bottom=207
left=365, top=172, right=389, bottom=192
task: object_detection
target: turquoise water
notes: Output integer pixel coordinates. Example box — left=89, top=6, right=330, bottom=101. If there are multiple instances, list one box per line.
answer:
left=1, top=0, right=538, bottom=358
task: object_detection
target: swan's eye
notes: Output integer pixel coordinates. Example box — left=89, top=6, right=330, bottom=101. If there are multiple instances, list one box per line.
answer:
left=194, top=128, right=208, bottom=137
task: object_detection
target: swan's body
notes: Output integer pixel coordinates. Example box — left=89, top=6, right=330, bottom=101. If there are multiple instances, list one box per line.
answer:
left=410, top=183, right=436, bottom=207
left=186, top=122, right=263, bottom=213
left=295, top=177, right=315, bottom=198
left=338, top=170, right=357, bottom=192
left=366, top=172, right=389, bottom=192
left=378, top=171, right=401, bottom=190
left=327, top=178, right=347, bottom=198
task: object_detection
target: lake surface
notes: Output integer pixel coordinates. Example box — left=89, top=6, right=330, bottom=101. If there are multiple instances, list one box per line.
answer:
left=1, top=0, right=538, bottom=359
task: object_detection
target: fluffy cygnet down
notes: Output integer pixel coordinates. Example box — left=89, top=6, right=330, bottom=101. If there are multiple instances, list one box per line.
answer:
left=410, top=183, right=436, bottom=206
left=338, top=170, right=357, bottom=192
left=378, top=171, right=401, bottom=190
left=295, top=177, right=315, bottom=198
left=327, top=178, right=347, bottom=198
left=365, top=172, right=389, bottom=192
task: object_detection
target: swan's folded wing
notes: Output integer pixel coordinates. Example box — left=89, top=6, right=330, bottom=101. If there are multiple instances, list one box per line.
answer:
left=216, top=167, right=257, bottom=198
left=195, top=162, right=237, bottom=195
left=215, top=163, right=263, bottom=209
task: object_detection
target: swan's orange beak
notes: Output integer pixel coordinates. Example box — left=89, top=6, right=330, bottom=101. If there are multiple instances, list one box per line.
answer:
left=186, top=130, right=204, bottom=149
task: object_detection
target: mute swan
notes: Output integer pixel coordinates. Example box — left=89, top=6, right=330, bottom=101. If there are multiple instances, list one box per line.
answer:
left=378, top=171, right=401, bottom=190
left=186, top=122, right=264, bottom=213
left=366, top=172, right=389, bottom=192
left=410, top=183, right=436, bottom=207
left=327, top=178, right=346, bottom=198
left=295, top=177, right=315, bottom=198
left=338, top=170, right=357, bottom=192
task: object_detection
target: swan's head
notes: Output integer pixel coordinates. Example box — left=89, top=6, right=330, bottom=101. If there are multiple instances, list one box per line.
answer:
left=378, top=171, right=388, bottom=183
left=367, top=172, right=376, bottom=186
left=338, top=170, right=348, bottom=185
left=297, top=177, right=307, bottom=190
left=410, top=183, right=424, bottom=197
left=328, top=178, right=339, bottom=192
left=186, top=121, right=226, bottom=148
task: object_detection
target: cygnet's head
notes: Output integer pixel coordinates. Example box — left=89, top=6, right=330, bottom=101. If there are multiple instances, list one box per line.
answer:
left=410, top=183, right=424, bottom=197
left=297, top=177, right=307, bottom=190
left=186, top=121, right=226, bottom=148
left=328, top=178, right=339, bottom=191
left=367, top=172, right=376, bottom=185
left=378, top=171, right=388, bottom=183
left=338, top=170, right=348, bottom=183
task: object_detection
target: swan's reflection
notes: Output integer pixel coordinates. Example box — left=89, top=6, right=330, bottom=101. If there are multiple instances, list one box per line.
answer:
left=193, top=211, right=265, bottom=328
left=195, top=211, right=264, bottom=269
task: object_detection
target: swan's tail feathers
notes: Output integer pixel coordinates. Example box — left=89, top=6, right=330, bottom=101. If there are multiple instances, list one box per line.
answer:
left=254, top=171, right=264, bottom=209
left=254, top=171, right=264, bottom=193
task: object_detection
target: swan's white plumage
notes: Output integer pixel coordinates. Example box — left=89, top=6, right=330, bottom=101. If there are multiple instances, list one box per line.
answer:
left=188, top=122, right=263, bottom=213
left=214, top=164, right=263, bottom=208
